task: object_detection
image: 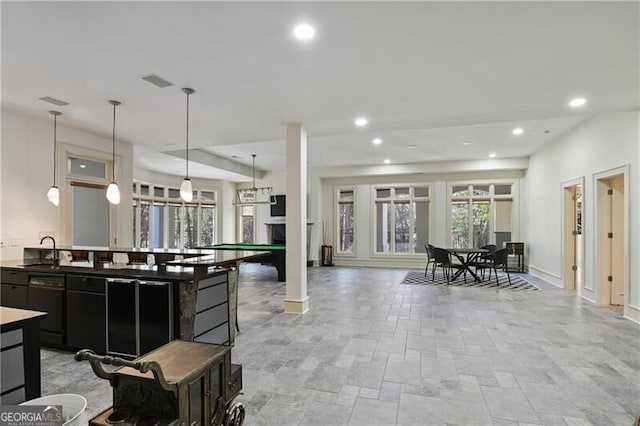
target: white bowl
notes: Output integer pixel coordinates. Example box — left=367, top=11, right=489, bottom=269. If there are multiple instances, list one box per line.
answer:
left=20, top=393, right=87, bottom=426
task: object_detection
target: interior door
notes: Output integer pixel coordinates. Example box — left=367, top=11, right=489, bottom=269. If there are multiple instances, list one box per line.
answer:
left=609, top=176, right=624, bottom=305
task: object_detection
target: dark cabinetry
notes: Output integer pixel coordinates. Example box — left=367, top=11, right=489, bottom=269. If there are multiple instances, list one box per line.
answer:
left=66, top=275, right=106, bottom=353
left=1, top=270, right=28, bottom=310
left=106, top=278, right=173, bottom=358
left=138, top=281, right=173, bottom=355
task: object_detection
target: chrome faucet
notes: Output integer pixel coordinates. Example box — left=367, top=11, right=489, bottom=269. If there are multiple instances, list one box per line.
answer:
left=40, top=235, right=58, bottom=266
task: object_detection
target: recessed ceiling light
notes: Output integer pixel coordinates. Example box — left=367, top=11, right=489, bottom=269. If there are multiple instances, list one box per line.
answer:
left=569, top=97, right=587, bottom=108
left=79, top=164, right=87, bottom=168
left=372, top=138, right=382, bottom=145
left=512, top=128, right=524, bottom=136
left=461, top=141, right=472, bottom=146
left=354, top=117, right=368, bottom=127
left=488, top=153, right=497, bottom=159
left=384, top=159, right=391, bottom=164
left=39, top=96, right=69, bottom=107
left=293, top=23, right=316, bottom=41
left=408, top=144, right=416, bottom=149
left=141, top=74, right=173, bottom=88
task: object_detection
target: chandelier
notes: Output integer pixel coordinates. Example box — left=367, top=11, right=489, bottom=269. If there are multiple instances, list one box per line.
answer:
left=232, top=154, right=276, bottom=206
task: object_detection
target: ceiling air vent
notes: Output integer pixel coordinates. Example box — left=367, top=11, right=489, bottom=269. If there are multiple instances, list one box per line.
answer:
left=141, top=74, right=173, bottom=88
left=39, top=96, right=69, bottom=106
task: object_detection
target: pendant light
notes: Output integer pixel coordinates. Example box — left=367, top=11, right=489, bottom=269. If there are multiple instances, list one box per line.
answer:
left=46, top=110, right=62, bottom=206
left=232, top=154, right=276, bottom=205
left=180, top=87, right=195, bottom=202
left=106, top=100, right=121, bottom=205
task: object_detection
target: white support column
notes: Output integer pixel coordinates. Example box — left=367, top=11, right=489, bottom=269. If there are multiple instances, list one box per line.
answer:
left=285, top=123, right=309, bottom=314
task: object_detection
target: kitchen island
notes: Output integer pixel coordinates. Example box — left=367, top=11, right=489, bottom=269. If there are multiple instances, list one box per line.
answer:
left=0, top=306, right=47, bottom=403
left=0, top=246, right=269, bottom=357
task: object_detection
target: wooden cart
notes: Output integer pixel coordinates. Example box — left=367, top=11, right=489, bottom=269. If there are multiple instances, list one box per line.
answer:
left=75, top=340, right=244, bottom=425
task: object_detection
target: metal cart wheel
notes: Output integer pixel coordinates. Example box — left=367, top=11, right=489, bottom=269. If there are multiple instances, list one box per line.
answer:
left=224, top=400, right=245, bottom=426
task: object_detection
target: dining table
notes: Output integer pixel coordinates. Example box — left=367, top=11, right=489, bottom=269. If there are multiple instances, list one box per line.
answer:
left=446, top=247, right=489, bottom=283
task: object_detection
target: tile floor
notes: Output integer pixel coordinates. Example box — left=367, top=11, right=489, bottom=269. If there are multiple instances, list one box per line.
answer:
left=41, top=265, right=640, bottom=425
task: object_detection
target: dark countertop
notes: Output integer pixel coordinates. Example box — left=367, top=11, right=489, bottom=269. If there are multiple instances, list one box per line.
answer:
left=1, top=248, right=269, bottom=281
left=0, top=260, right=200, bottom=281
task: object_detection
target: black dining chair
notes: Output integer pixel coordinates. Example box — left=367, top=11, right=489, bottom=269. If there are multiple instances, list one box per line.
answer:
left=471, top=244, right=497, bottom=279
left=433, top=247, right=467, bottom=284
left=486, top=248, right=511, bottom=286
left=424, top=244, right=436, bottom=278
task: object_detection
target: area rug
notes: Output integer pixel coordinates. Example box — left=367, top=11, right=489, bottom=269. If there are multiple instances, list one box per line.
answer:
left=401, top=270, right=540, bottom=290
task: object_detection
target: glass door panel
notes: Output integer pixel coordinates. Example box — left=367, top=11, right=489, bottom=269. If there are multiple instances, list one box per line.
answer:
left=451, top=201, right=469, bottom=248
left=375, top=202, right=392, bottom=253
left=394, top=202, right=410, bottom=253
left=472, top=201, right=490, bottom=248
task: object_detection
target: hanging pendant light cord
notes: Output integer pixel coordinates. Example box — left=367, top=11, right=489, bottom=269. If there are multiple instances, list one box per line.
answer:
left=53, top=114, right=57, bottom=185
left=112, top=103, right=116, bottom=180
left=252, top=154, right=257, bottom=190
left=185, top=90, right=190, bottom=178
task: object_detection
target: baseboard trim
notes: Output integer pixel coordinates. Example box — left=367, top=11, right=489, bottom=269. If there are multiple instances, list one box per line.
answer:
left=334, top=259, right=425, bottom=269
left=284, top=297, right=309, bottom=314
left=527, top=264, right=562, bottom=287
left=624, top=304, right=640, bottom=324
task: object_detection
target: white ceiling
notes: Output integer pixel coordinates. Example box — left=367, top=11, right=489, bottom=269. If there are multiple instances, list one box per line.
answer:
left=2, top=2, right=638, bottom=181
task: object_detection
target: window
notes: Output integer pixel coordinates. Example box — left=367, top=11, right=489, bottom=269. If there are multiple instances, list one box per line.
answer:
left=337, top=189, right=355, bottom=254
left=373, top=185, right=430, bottom=255
left=201, top=206, right=217, bottom=246
left=132, top=182, right=217, bottom=249
left=450, top=183, right=515, bottom=248
left=239, top=205, right=254, bottom=244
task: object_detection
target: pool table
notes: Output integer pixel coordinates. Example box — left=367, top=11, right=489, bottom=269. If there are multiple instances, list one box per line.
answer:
left=197, top=243, right=286, bottom=282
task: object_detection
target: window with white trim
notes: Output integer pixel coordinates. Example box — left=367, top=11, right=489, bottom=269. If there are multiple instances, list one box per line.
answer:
left=133, top=182, right=217, bottom=248
left=373, top=185, right=430, bottom=254
left=450, top=182, right=515, bottom=248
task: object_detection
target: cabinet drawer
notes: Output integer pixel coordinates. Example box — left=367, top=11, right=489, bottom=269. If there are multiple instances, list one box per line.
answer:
left=1, top=270, right=28, bottom=285
left=197, top=273, right=227, bottom=290
left=1, top=284, right=28, bottom=309
left=0, top=346, right=24, bottom=393
left=196, top=283, right=227, bottom=313
left=194, top=324, right=229, bottom=345
left=0, top=329, right=23, bottom=349
left=67, top=275, right=106, bottom=293
left=0, top=386, right=25, bottom=405
left=194, top=303, right=228, bottom=336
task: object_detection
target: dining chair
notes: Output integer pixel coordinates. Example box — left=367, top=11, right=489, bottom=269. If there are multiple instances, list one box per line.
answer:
left=471, top=244, right=497, bottom=279
left=424, top=244, right=436, bottom=278
left=433, top=247, right=467, bottom=283
left=486, top=248, right=511, bottom=285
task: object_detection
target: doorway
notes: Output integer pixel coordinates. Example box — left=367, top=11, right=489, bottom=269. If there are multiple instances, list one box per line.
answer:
left=595, top=169, right=627, bottom=309
left=562, top=180, right=583, bottom=295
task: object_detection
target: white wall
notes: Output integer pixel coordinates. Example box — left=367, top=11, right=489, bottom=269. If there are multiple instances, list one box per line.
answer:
left=1, top=109, right=133, bottom=261
left=524, top=111, right=639, bottom=322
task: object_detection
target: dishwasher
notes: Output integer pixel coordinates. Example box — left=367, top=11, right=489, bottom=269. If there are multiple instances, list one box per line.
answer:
left=27, top=274, right=66, bottom=346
